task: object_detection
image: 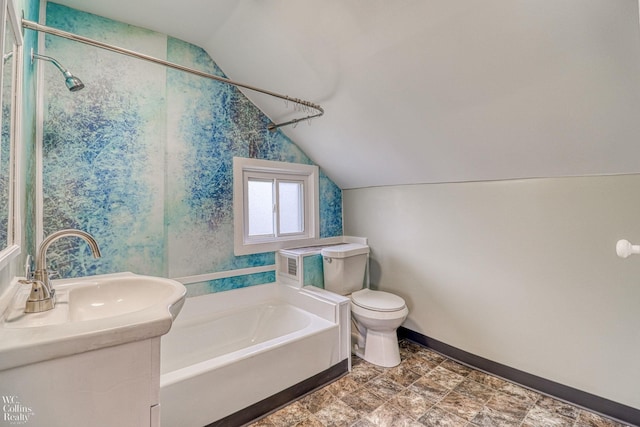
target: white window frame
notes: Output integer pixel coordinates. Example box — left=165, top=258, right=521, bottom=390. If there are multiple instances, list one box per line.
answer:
left=233, top=157, right=319, bottom=255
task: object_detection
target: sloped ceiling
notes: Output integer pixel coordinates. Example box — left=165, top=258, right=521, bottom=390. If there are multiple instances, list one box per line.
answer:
left=51, top=0, right=640, bottom=189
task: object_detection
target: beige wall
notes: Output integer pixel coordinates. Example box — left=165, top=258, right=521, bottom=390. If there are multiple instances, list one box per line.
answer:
left=344, top=174, right=640, bottom=409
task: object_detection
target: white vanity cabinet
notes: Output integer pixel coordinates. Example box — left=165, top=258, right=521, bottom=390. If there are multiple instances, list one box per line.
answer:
left=0, top=338, right=161, bottom=427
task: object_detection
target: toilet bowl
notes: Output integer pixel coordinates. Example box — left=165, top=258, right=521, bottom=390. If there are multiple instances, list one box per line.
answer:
left=321, top=243, right=409, bottom=368
left=350, top=289, right=408, bottom=367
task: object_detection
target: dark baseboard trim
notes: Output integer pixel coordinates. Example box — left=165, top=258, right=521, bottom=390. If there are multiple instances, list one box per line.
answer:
left=207, top=359, right=349, bottom=427
left=398, top=327, right=640, bottom=427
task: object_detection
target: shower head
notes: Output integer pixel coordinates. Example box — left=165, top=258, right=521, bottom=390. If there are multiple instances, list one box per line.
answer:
left=31, top=50, right=85, bottom=92
left=62, top=72, right=85, bottom=92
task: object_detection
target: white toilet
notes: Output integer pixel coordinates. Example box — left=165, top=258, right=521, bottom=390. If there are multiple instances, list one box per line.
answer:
left=321, top=243, right=409, bottom=367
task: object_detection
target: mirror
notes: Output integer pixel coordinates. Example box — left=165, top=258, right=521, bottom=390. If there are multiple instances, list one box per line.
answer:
left=0, top=0, right=22, bottom=269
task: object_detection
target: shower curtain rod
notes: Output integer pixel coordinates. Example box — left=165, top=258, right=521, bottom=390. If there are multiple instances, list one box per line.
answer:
left=21, top=19, right=324, bottom=131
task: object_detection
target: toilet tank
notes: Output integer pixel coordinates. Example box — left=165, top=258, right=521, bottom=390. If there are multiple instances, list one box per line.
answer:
left=321, top=243, right=370, bottom=295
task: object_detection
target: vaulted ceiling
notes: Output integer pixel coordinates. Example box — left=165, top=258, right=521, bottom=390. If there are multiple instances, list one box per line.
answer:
left=52, top=0, right=640, bottom=189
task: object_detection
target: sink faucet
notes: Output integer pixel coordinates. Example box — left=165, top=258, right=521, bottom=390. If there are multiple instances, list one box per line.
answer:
left=22, top=229, right=102, bottom=313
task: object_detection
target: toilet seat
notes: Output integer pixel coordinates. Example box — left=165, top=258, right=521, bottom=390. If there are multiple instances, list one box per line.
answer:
left=351, top=289, right=406, bottom=312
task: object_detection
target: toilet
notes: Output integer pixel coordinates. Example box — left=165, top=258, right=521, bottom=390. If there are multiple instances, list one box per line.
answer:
left=321, top=243, right=409, bottom=367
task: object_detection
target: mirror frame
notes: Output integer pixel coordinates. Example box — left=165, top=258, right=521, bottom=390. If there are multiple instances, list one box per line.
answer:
left=0, top=0, right=23, bottom=271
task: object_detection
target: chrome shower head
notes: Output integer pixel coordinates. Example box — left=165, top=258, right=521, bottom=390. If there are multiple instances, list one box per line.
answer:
left=32, top=50, right=85, bottom=92
left=62, top=71, right=85, bottom=92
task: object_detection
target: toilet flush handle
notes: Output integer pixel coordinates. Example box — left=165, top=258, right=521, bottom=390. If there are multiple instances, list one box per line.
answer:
left=324, top=257, right=332, bottom=263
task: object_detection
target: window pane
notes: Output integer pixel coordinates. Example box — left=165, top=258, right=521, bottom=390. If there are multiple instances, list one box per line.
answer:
left=278, top=181, right=303, bottom=234
left=248, top=179, right=274, bottom=236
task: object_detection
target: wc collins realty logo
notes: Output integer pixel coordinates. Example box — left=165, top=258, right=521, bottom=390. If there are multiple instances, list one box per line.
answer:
left=2, top=396, right=34, bottom=425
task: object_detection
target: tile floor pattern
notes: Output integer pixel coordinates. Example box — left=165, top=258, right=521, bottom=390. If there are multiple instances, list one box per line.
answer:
left=249, top=339, right=633, bottom=427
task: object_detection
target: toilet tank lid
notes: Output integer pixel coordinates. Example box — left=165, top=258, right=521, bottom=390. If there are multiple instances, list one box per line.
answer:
left=321, top=243, right=369, bottom=258
left=352, top=289, right=406, bottom=312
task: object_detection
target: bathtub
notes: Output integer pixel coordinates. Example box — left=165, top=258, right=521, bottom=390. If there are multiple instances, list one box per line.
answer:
left=160, top=282, right=350, bottom=427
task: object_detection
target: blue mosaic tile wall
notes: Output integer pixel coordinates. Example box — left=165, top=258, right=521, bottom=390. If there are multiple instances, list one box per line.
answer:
left=303, top=254, right=325, bottom=289
left=22, top=0, right=41, bottom=260
left=40, top=3, right=342, bottom=292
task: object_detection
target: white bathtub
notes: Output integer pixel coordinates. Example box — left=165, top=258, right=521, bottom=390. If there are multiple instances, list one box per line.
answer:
left=160, top=282, right=350, bottom=427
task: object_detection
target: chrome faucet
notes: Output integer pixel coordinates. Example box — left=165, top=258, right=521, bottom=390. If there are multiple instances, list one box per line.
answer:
left=21, top=229, right=102, bottom=313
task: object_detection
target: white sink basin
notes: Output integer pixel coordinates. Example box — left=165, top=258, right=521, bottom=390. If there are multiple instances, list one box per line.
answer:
left=68, top=276, right=183, bottom=322
left=0, top=272, right=186, bottom=371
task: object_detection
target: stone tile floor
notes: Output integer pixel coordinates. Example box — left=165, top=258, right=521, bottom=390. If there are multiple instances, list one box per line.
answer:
left=249, top=339, right=632, bottom=427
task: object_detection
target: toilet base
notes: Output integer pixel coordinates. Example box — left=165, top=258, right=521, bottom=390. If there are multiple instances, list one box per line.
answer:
left=355, top=330, right=401, bottom=367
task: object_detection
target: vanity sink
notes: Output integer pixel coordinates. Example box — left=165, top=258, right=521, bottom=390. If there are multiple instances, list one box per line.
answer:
left=0, top=272, right=186, bottom=371
left=68, top=275, right=183, bottom=322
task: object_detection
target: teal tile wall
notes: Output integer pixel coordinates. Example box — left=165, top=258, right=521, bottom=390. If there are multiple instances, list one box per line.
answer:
left=40, top=3, right=342, bottom=292
left=22, top=0, right=40, bottom=259
left=303, top=254, right=325, bottom=289
left=185, top=271, right=277, bottom=297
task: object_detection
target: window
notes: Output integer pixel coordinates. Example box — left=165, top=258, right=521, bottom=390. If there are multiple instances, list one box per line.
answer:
left=233, top=157, right=319, bottom=255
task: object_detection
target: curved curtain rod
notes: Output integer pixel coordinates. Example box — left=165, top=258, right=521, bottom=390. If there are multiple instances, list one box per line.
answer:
left=21, top=19, right=324, bottom=131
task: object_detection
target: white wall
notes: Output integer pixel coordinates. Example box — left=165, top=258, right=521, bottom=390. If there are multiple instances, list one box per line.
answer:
left=344, top=174, right=640, bottom=409
left=202, top=0, right=640, bottom=189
